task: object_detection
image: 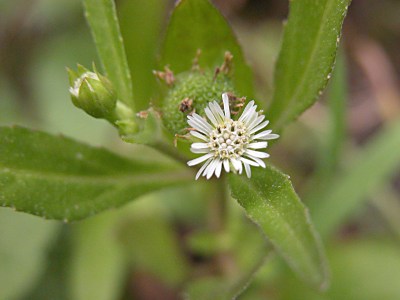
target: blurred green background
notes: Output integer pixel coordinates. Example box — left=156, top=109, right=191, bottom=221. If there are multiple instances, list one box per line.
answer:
left=1, top=0, right=400, bottom=299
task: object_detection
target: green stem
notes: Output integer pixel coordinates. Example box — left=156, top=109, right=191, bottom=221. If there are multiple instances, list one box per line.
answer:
left=83, top=0, right=134, bottom=110
left=210, top=176, right=236, bottom=276
left=208, top=176, right=228, bottom=232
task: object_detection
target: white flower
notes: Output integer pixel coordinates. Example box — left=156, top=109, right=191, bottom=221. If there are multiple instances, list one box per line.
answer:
left=187, top=93, right=279, bottom=180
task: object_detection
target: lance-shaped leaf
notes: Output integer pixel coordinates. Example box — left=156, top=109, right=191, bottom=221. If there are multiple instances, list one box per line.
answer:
left=229, top=167, right=329, bottom=289
left=0, top=126, right=192, bottom=221
left=269, top=0, right=351, bottom=130
left=83, top=0, right=134, bottom=110
left=119, top=0, right=168, bottom=110
left=160, top=0, right=254, bottom=99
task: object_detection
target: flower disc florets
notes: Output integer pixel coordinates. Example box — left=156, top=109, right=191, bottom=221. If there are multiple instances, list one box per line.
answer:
left=209, top=120, right=249, bottom=159
left=187, top=93, right=279, bottom=180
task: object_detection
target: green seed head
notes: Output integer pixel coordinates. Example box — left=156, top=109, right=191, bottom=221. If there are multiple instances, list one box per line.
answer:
left=162, top=69, right=235, bottom=134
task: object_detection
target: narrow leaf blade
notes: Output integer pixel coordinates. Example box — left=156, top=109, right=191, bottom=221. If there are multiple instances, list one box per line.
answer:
left=269, top=0, right=351, bottom=129
left=0, top=126, right=192, bottom=220
left=83, top=0, right=134, bottom=109
left=119, top=0, right=168, bottom=110
left=229, top=167, right=329, bottom=289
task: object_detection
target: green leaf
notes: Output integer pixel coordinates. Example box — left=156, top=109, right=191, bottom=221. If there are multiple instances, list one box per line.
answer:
left=269, top=0, right=351, bottom=130
left=118, top=0, right=168, bottom=110
left=0, top=208, right=59, bottom=300
left=83, top=0, right=134, bottom=109
left=310, top=119, right=400, bottom=237
left=160, top=0, right=254, bottom=99
left=0, top=126, right=193, bottom=221
left=69, top=211, right=125, bottom=300
left=229, top=167, right=329, bottom=289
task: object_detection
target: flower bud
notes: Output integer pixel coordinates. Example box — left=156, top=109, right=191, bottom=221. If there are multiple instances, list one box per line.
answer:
left=67, top=65, right=117, bottom=120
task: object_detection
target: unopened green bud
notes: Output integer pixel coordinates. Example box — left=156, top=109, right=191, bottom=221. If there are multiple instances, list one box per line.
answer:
left=67, top=65, right=117, bottom=120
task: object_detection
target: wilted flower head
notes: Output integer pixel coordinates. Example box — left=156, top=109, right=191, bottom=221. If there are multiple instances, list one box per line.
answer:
left=187, top=93, right=279, bottom=180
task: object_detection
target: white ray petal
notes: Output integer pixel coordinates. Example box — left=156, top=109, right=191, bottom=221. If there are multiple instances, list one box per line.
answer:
left=252, top=130, right=272, bottom=140
left=212, top=101, right=225, bottom=118
left=240, top=105, right=257, bottom=123
left=231, top=158, right=241, bottom=172
left=248, top=115, right=265, bottom=131
left=262, top=133, right=280, bottom=140
left=238, top=161, right=243, bottom=174
left=223, top=159, right=230, bottom=172
left=244, top=162, right=251, bottom=178
left=246, top=149, right=270, bottom=159
left=210, top=101, right=225, bottom=122
left=222, top=93, right=230, bottom=119
left=191, top=142, right=209, bottom=149
left=204, top=107, right=218, bottom=126
left=195, top=158, right=212, bottom=180
left=239, top=100, right=255, bottom=121
left=245, top=155, right=266, bottom=168
left=248, top=142, right=268, bottom=149
left=190, top=130, right=209, bottom=141
left=192, top=113, right=213, bottom=131
left=187, top=153, right=214, bottom=166
left=206, top=159, right=218, bottom=179
left=190, top=148, right=210, bottom=154
left=249, top=120, right=270, bottom=134
left=231, top=158, right=243, bottom=174
left=188, top=118, right=209, bottom=135
left=243, top=108, right=259, bottom=127
left=240, top=157, right=259, bottom=167
left=215, top=160, right=223, bottom=178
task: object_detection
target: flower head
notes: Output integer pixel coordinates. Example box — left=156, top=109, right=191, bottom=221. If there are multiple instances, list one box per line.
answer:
left=187, top=93, right=279, bottom=180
